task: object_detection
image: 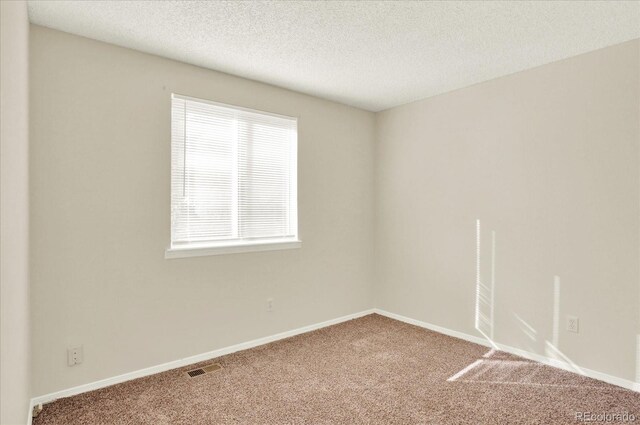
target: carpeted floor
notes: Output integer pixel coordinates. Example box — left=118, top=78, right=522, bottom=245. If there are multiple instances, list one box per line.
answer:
left=34, top=314, right=640, bottom=424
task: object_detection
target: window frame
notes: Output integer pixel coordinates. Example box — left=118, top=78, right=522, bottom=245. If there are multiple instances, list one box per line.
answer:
left=165, top=94, right=301, bottom=259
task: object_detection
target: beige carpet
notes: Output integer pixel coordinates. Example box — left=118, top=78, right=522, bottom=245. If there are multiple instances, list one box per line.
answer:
left=35, top=314, right=640, bottom=424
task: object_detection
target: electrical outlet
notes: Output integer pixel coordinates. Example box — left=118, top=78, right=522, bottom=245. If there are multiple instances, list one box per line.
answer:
left=566, top=316, right=579, bottom=333
left=267, top=298, right=274, bottom=312
left=67, top=345, right=83, bottom=366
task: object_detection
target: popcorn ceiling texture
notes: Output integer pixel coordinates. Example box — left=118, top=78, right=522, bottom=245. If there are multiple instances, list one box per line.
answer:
left=34, top=315, right=640, bottom=424
left=27, top=1, right=640, bottom=111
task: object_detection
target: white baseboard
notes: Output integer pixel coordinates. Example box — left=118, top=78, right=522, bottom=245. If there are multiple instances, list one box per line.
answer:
left=28, top=306, right=638, bottom=424
left=30, top=308, right=376, bottom=411
left=373, top=308, right=639, bottom=392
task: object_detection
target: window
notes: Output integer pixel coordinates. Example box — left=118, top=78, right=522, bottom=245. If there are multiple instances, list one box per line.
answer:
left=166, top=94, right=299, bottom=258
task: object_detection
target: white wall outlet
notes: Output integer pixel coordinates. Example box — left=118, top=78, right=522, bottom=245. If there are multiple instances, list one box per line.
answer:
left=566, top=316, right=579, bottom=333
left=67, top=345, right=83, bottom=366
left=267, top=298, right=274, bottom=312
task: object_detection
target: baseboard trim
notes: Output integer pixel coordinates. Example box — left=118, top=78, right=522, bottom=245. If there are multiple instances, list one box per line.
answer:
left=28, top=306, right=638, bottom=424
left=373, top=308, right=639, bottom=392
left=30, top=308, right=376, bottom=410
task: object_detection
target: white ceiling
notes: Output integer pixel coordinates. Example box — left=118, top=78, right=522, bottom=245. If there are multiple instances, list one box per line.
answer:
left=28, top=1, right=640, bottom=112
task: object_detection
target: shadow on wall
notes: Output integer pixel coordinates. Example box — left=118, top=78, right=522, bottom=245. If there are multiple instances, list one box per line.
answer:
left=544, top=275, right=583, bottom=374
left=513, top=312, right=537, bottom=352
left=474, top=219, right=496, bottom=347
left=474, top=219, right=583, bottom=374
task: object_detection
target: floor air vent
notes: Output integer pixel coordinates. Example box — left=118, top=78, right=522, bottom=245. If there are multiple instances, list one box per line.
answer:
left=186, top=363, right=222, bottom=378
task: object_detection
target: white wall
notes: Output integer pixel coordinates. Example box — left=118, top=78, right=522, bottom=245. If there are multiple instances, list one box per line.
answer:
left=28, top=22, right=640, bottom=399
left=375, top=39, right=640, bottom=383
left=30, top=26, right=375, bottom=397
left=0, top=1, right=31, bottom=423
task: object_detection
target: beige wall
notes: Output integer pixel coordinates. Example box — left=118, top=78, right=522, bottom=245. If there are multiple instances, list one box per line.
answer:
left=1, top=1, right=31, bottom=423
left=375, top=40, right=640, bottom=382
left=29, top=22, right=640, bottom=397
left=30, top=25, right=375, bottom=396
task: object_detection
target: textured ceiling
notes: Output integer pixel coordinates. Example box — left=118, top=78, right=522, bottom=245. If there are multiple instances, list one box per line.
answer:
left=27, top=1, right=640, bottom=111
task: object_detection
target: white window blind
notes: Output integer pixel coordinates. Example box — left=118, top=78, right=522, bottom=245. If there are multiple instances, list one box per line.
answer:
left=169, top=94, right=298, bottom=255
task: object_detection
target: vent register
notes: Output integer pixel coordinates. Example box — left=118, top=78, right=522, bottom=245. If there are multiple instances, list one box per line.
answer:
left=186, top=363, right=223, bottom=377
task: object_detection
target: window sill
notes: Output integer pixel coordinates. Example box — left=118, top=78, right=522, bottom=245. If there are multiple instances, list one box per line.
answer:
left=165, top=239, right=302, bottom=259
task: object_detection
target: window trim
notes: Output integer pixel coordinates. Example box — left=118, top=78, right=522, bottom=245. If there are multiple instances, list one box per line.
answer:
left=165, top=238, right=302, bottom=259
left=173, top=93, right=299, bottom=121
left=166, top=94, right=300, bottom=259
